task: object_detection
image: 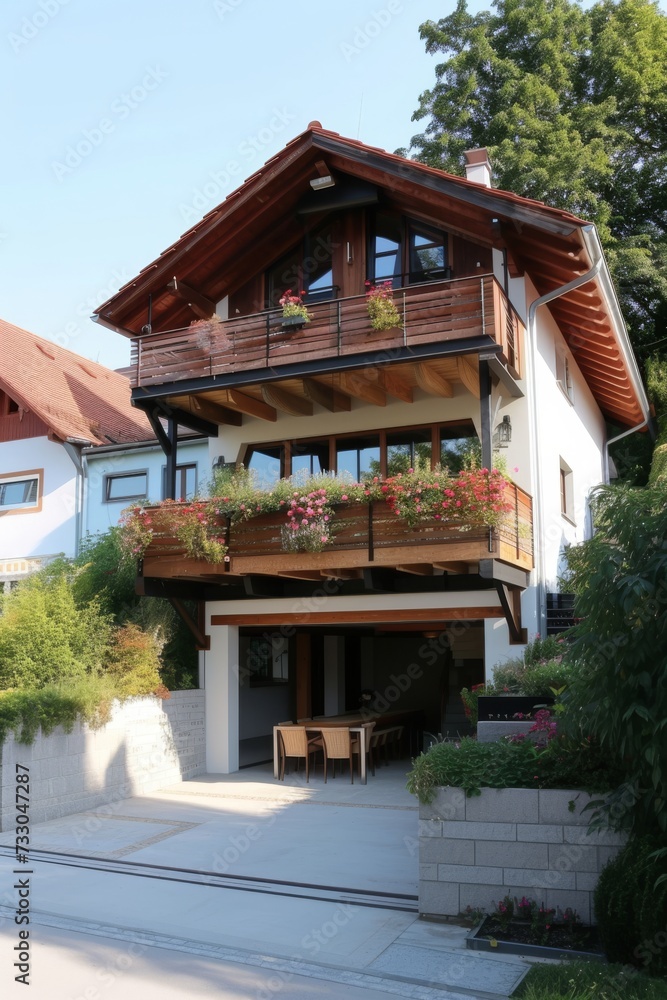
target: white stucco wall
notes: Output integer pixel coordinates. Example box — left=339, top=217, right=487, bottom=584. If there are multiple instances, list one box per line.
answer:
left=83, top=438, right=209, bottom=538
left=0, top=435, right=78, bottom=570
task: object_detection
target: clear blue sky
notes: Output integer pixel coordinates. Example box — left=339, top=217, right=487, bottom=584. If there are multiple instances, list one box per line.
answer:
left=0, top=0, right=449, bottom=369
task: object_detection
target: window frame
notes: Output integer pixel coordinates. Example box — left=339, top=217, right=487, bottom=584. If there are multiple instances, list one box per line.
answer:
left=104, top=470, right=149, bottom=503
left=0, top=469, right=43, bottom=515
left=560, top=459, right=575, bottom=524
left=161, top=462, right=198, bottom=502
left=369, top=211, right=450, bottom=288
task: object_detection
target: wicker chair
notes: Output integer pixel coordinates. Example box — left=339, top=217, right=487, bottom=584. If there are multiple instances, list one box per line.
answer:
left=320, top=723, right=375, bottom=783
left=276, top=726, right=322, bottom=782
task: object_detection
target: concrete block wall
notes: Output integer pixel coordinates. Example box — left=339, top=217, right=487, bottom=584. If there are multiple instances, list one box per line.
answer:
left=0, top=691, right=206, bottom=831
left=419, top=786, right=626, bottom=925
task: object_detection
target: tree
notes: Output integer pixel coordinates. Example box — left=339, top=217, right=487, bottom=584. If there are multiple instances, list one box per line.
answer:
left=563, top=482, right=667, bottom=835
left=403, top=0, right=667, bottom=353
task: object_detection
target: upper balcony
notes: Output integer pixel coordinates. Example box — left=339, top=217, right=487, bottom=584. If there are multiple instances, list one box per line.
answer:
left=129, top=275, right=523, bottom=394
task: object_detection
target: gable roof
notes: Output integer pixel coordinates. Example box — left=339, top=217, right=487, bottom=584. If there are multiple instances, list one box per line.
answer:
left=93, top=121, right=649, bottom=429
left=0, top=318, right=152, bottom=446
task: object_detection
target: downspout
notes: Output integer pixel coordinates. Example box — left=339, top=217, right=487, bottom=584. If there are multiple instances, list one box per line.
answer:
left=526, top=224, right=652, bottom=637
left=63, top=441, right=85, bottom=558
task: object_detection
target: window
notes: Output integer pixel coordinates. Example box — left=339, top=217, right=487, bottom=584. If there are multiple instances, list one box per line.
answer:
left=104, top=471, right=148, bottom=502
left=243, top=635, right=289, bottom=687
left=265, top=223, right=336, bottom=308
left=162, top=463, right=197, bottom=501
left=386, top=428, right=432, bottom=475
left=556, top=350, right=574, bottom=403
left=336, top=434, right=380, bottom=480
left=290, top=439, right=330, bottom=478
left=370, top=212, right=449, bottom=287
left=0, top=471, right=41, bottom=512
left=408, top=223, right=448, bottom=283
left=560, top=460, right=575, bottom=522
left=440, top=423, right=480, bottom=473
left=246, top=445, right=284, bottom=488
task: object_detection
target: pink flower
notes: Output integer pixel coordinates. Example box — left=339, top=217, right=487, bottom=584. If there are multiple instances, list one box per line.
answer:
left=341, top=494, right=348, bottom=501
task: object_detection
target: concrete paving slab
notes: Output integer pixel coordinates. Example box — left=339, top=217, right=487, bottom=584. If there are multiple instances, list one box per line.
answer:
left=369, top=942, right=527, bottom=995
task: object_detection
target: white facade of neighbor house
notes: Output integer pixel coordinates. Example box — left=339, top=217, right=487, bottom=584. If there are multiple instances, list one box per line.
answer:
left=0, top=435, right=82, bottom=588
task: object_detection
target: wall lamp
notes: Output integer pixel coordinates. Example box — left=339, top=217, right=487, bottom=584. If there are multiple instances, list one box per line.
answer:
left=309, top=175, right=336, bottom=190
left=493, top=414, right=512, bottom=448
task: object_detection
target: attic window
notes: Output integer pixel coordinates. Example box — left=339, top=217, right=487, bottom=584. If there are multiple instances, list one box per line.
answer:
left=556, top=350, right=574, bottom=403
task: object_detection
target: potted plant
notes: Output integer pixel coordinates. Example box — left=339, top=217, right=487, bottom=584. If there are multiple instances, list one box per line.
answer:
left=278, top=289, right=312, bottom=328
left=365, top=280, right=401, bottom=331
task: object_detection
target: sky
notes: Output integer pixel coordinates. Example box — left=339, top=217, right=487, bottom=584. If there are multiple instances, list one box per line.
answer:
left=0, top=0, right=458, bottom=371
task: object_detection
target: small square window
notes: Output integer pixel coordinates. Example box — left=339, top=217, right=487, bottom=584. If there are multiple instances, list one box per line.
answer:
left=105, top=472, right=148, bottom=502
left=0, top=471, right=41, bottom=512
left=556, top=350, right=574, bottom=403
left=560, top=460, right=575, bottom=523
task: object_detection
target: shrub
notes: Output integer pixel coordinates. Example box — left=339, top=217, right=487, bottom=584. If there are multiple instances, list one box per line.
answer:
left=0, top=569, right=110, bottom=689
left=104, top=624, right=166, bottom=698
left=595, top=837, right=667, bottom=975
left=0, top=677, right=118, bottom=745
left=406, top=734, right=621, bottom=804
left=515, top=960, right=667, bottom=1000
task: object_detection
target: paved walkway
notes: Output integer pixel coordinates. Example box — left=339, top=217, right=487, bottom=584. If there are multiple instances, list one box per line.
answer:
left=0, top=763, right=531, bottom=998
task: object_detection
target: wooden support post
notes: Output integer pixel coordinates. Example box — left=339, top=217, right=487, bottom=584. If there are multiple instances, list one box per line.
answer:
left=165, top=417, right=178, bottom=500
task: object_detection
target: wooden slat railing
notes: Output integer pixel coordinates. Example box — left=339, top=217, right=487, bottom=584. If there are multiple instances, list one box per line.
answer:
left=140, top=489, right=533, bottom=576
left=129, top=275, right=525, bottom=389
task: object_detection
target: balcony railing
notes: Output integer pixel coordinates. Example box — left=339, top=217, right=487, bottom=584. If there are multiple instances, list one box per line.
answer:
left=130, top=275, right=523, bottom=390
left=140, top=488, right=533, bottom=582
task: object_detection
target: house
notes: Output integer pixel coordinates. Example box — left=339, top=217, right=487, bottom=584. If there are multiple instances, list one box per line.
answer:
left=0, top=319, right=208, bottom=587
left=93, top=122, right=651, bottom=773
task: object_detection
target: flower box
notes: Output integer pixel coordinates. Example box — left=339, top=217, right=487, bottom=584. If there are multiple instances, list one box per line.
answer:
left=477, top=695, right=554, bottom=722
left=466, top=918, right=604, bottom=961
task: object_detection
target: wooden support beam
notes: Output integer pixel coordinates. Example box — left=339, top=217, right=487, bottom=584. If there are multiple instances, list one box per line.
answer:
left=166, top=277, right=216, bottom=319
left=212, top=607, right=505, bottom=627
left=414, top=363, right=453, bottom=398
left=495, top=583, right=527, bottom=645
left=320, top=568, right=360, bottom=580
left=379, top=369, right=413, bottom=403
left=395, top=564, right=434, bottom=576
left=226, top=389, right=277, bottom=421
left=277, top=570, right=323, bottom=581
left=302, top=378, right=351, bottom=412
left=337, top=372, right=386, bottom=406
left=457, top=356, right=480, bottom=398
left=262, top=384, right=313, bottom=416
left=433, top=562, right=470, bottom=574
left=190, top=395, right=242, bottom=426
left=168, top=597, right=210, bottom=650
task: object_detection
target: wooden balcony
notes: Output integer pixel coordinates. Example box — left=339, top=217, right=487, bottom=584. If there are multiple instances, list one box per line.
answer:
left=130, top=275, right=523, bottom=391
left=141, top=489, right=533, bottom=585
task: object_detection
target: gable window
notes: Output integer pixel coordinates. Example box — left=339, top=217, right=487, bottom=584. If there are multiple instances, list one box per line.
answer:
left=105, top=471, right=148, bottom=502
left=265, top=222, right=336, bottom=309
left=370, top=212, right=449, bottom=287
left=162, top=463, right=197, bottom=501
left=0, top=471, right=41, bottom=511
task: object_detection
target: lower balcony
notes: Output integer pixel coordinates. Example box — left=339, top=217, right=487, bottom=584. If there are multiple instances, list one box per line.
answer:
left=139, top=490, right=533, bottom=584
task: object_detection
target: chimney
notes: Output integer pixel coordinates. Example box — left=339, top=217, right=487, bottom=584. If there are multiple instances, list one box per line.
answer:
left=463, top=148, right=492, bottom=188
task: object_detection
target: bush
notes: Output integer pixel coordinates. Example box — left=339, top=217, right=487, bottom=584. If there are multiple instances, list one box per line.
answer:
left=104, top=624, right=166, bottom=699
left=0, top=677, right=117, bottom=744
left=594, top=837, right=667, bottom=975
left=406, top=734, right=620, bottom=804
left=0, top=568, right=110, bottom=689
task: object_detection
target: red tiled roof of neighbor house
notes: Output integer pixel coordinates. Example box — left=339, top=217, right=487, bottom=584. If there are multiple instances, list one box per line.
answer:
left=0, top=318, right=152, bottom=445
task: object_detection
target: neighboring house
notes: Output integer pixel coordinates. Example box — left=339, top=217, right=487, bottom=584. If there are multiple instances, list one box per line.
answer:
left=0, top=320, right=152, bottom=589
left=93, top=122, right=651, bottom=773
left=0, top=319, right=208, bottom=587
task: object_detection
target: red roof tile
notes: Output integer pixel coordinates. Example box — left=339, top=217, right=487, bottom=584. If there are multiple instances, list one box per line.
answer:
left=0, top=318, right=152, bottom=445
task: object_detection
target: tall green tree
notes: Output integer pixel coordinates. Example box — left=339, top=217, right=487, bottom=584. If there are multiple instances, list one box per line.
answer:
left=404, top=0, right=667, bottom=352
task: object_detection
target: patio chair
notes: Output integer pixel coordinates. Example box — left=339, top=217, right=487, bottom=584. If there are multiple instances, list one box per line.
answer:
left=320, top=724, right=375, bottom=783
left=276, top=726, right=322, bottom=782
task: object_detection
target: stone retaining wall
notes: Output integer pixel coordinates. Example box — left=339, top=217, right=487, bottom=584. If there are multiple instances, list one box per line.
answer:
left=419, top=786, right=626, bottom=925
left=0, top=691, right=205, bottom=832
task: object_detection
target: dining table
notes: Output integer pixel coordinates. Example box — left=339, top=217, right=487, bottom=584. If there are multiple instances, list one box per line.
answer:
left=273, top=715, right=372, bottom=783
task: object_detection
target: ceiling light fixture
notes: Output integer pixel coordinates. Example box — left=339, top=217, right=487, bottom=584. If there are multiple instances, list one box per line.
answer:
left=309, top=175, right=335, bottom=190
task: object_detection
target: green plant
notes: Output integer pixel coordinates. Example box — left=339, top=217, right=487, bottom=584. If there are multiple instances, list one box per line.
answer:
left=514, top=959, right=667, bottom=1000
left=365, top=280, right=402, bottom=330
left=594, top=836, right=667, bottom=975
left=563, top=483, right=667, bottom=835
left=279, top=289, right=311, bottom=321
left=460, top=683, right=490, bottom=727
left=104, top=624, right=166, bottom=699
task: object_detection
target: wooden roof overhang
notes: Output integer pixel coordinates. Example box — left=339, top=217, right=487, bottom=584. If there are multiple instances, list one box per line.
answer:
left=95, top=124, right=648, bottom=429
